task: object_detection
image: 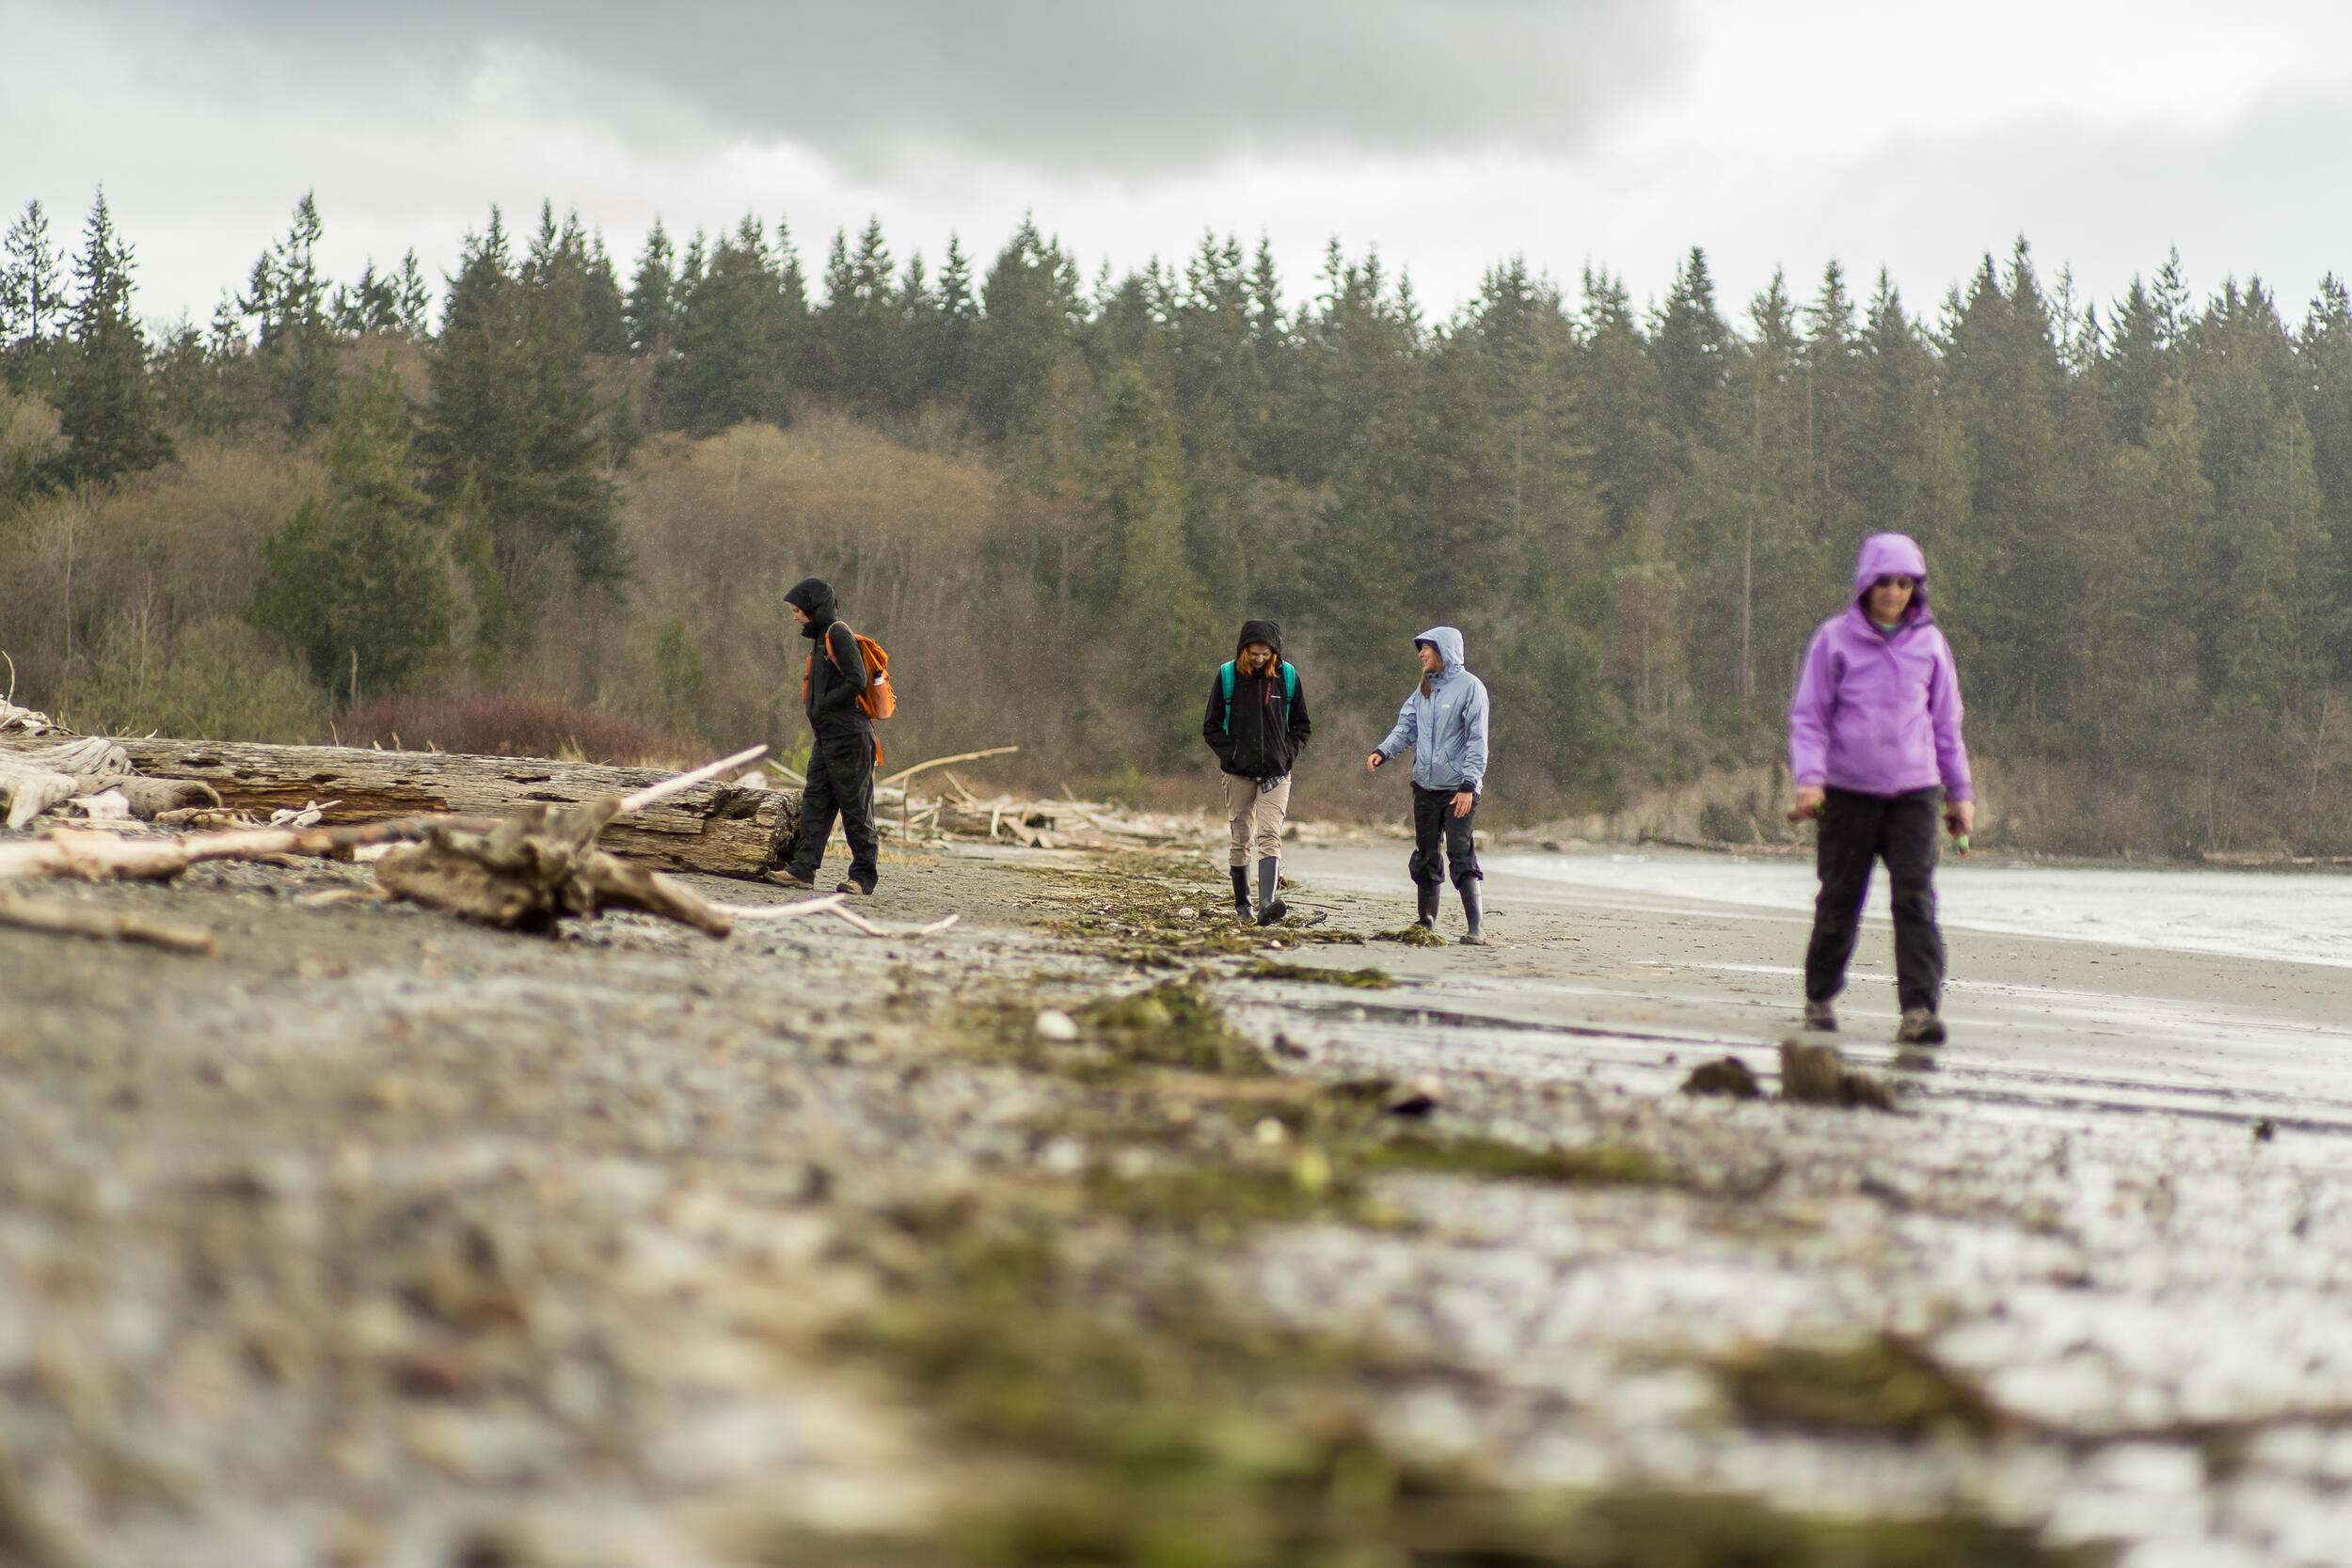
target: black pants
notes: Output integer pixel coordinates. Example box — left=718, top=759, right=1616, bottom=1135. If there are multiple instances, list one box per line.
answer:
left=787, top=730, right=880, bottom=891
left=1409, top=785, right=1481, bottom=891
left=1804, top=786, right=1944, bottom=1012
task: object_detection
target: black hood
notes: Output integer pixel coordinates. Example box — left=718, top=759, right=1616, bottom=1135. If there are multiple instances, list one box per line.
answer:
left=785, top=577, right=837, bottom=639
left=1233, top=619, right=1283, bottom=663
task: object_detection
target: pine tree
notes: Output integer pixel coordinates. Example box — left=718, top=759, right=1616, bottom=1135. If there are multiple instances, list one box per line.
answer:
left=2299, top=276, right=2352, bottom=673
left=394, top=250, right=432, bottom=337
left=420, top=208, right=622, bottom=628
left=1575, top=265, right=1672, bottom=535
left=625, top=220, right=677, bottom=357
left=1089, top=364, right=1211, bottom=760
left=1653, top=246, right=1730, bottom=449
left=53, top=189, right=171, bottom=486
left=661, top=216, right=793, bottom=436
left=931, top=231, right=979, bottom=407
left=812, top=216, right=897, bottom=411
left=0, top=198, right=65, bottom=387
left=241, top=192, right=341, bottom=436
left=249, top=356, right=452, bottom=695
left=972, top=215, right=1083, bottom=447
left=331, top=260, right=401, bottom=334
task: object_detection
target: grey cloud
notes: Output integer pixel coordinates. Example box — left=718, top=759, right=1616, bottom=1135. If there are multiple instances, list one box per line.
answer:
left=81, top=0, right=1695, bottom=174
left=1731, top=90, right=2352, bottom=323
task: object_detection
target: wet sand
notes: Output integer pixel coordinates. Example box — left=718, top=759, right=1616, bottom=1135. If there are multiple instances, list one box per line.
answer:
left=1283, top=844, right=2352, bottom=1139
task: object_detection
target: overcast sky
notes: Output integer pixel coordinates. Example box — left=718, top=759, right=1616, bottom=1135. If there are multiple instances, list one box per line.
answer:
left=8, top=0, right=2352, bottom=334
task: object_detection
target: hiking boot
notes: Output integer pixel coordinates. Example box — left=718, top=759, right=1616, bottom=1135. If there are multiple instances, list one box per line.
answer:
left=1896, top=1007, right=1947, bottom=1045
left=1230, top=867, right=1252, bottom=923
left=1255, top=856, right=1287, bottom=926
left=1803, top=1000, right=1837, bottom=1032
left=834, top=880, right=874, bottom=897
left=769, top=870, right=817, bottom=890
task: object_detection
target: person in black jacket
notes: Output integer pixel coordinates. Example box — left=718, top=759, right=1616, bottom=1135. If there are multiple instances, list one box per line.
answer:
left=1201, top=619, right=1311, bottom=925
left=775, top=577, right=880, bottom=895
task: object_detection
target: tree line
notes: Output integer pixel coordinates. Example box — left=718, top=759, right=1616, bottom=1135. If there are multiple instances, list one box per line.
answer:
left=7, top=186, right=2352, bottom=850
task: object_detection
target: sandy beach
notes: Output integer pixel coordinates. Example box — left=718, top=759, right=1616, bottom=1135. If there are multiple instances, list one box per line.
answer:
left=3, top=835, right=2349, bottom=1565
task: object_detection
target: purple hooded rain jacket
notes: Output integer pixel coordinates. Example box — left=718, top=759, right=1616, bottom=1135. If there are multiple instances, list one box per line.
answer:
left=1787, top=532, right=1974, bottom=802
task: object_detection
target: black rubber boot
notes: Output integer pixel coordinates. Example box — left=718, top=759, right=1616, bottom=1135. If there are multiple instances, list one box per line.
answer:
left=1458, top=883, right=1486, bottom=945
left=1230, top=866, right=1252, bottom=923
left=1255, top=856, right=1288, bottom=927
left=1415, top=882, right=1439, bottom=929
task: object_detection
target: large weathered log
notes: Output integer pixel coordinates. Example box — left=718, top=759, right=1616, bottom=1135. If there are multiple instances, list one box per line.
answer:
left=0, top=736, right=797, bottom=879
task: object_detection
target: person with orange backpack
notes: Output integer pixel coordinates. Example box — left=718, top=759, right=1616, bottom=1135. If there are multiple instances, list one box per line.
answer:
left=775, top=577, right=887, bottom=895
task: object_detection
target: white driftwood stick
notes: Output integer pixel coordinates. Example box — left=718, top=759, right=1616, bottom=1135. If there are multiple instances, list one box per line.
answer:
left=617, top=744, right=768, bottom=815
left=0, top=816, right=488, bottom=884
left=711, top=893, right=848, bottom=921
left=825, top=907, right=961, bottom=938
left=879, top=745, right=1019, bottom=791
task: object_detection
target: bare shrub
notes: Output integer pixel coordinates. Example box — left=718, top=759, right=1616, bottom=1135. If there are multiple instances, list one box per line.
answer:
left=340, top=693, right=700, bottom=767
left=55, top=616, right=326, bottom=742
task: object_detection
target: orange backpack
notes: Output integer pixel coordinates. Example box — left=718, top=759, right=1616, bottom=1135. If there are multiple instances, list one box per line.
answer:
left=803, top=624, right=897, bottom=722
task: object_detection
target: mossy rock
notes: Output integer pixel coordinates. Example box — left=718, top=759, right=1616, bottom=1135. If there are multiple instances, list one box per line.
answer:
left=1241, top=959, right=1394, bottom=989
left=1371, top=923, right=1447, bottom=947
left=1364, top=1133, right=1672, bottom=1187
left=1714, top=1333, right=2006, bottom=1441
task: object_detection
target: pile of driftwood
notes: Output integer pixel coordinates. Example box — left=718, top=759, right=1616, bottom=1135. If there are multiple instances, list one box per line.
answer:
left=0, top=737, right=959, bottom=954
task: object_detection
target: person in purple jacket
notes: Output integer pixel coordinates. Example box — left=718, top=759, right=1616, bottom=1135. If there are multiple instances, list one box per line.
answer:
left=1788, top=531, right=1975, bottom=1044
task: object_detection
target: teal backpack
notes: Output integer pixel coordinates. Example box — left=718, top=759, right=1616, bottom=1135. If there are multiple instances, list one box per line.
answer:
left=1218, top=660, right=1297, bottom=735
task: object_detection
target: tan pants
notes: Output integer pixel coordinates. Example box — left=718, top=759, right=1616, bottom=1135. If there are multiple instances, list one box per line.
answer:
left=1225, top=773, right=1291, bottom=866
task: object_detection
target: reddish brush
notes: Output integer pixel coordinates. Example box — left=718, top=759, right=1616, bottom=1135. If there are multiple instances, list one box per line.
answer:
left=340, top=694, right=701, bottom=767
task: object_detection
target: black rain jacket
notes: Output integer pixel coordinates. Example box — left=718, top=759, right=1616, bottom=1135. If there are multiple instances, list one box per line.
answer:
left=785, top=577, right=871, bottom=743
left=1202, top=619, right=1311, bottom=780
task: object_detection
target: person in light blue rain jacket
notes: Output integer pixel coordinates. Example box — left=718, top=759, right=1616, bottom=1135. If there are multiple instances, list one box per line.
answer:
left=1366, top=626, right=1492, bottom=944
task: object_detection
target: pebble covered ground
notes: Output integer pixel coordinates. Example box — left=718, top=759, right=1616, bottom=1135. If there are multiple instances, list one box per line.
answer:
left=3, top=840, right=2343, bottom=1565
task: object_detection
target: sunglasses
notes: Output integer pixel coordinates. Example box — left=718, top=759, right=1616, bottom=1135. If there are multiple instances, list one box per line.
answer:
left=1873, top=577, right=1916, bottom=591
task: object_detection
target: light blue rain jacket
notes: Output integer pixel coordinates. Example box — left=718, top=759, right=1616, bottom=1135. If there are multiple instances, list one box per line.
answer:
left=1374, top=626, right=1490, bottom=793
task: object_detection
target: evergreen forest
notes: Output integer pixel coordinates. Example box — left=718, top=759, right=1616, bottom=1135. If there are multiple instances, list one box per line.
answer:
left=5, top=189, right=2350, bottom=854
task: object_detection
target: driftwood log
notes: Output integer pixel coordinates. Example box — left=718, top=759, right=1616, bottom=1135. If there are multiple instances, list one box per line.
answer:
left=0, top=736, right=798, bottom=879
left=0, top=746, right=957, bottom=945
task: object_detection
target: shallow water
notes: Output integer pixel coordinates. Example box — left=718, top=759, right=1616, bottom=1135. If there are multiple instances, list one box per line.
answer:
left=1491, top=849, right=2352, bottom=969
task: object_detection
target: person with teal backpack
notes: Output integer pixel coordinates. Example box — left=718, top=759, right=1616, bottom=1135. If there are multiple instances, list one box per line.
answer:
left=1201, top=620, right=1312, bottom=925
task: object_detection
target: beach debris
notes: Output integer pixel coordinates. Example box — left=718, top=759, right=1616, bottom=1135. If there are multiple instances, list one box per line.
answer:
left=2254, top=1117, right=2277, bottom=1143
left=1371, top=924, right=1447, bottom=947
left=1384, top=1074, right=1444, bottom=1117
left=1680, top=1056, right=1763, bottom=1100
left=1034, top=1008, right=1079, bottom=1043
left=0, top=746, right=956, bottom=944
left=1777, top=1040, right=1897, bottom=1112
left=0, top=891, right=219, bottom=955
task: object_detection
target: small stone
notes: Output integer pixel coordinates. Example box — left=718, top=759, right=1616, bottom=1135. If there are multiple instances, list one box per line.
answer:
left=1271, top=1032, right=1311, bottom=1060
left=1777, top=1040, right=1896, bottom=1112
left=362, top=1075, right=411, bottom=1113
left=2254, top=1117, right=2278, bottom=1142
left=1679, top=1056, right=1761, bottom=1100
left=1034, top=1008, right=1079, bottom=1042
left=1385, top=1075, right=1443, bottom=1117
left=1177, top=906, right=1199, bottom=919
left=1254, top=1117, right=1288, bottom=1146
